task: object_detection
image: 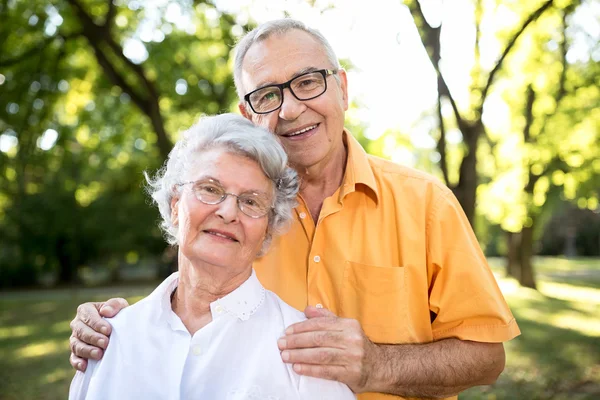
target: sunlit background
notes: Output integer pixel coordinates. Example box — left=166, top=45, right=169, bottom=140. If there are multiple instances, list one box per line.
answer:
left=1, top=0, right=599, bottom=399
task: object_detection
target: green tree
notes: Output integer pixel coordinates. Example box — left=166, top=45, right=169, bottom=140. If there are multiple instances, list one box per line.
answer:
left=0, top=0, right=250, bottom=287
left=404, top=0, right=564, bottom=225
left=476, top=1, right=599, bottom=288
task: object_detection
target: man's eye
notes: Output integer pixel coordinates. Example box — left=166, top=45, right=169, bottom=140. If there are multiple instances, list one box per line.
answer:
left=298, top=78, right=317, bottom=86
left=259, top=91, right=278, bottom=104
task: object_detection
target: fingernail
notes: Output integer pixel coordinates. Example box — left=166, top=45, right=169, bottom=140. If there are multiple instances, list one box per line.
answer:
left=98, top=338, right=106, bottom=348
left=293, top=364, right=302, bottom=373
left=100, top=326, right=109, bottom=335
left=91, top=349, right=100, bottom=359
left=285, top=327, right=293, bottom=335
left=76, top=362, right=82, bottom=371
left=101, top=306, right=113, bottom=314
left=281, top=351, right=290, bottom=361
left=277, top=338, right=286, bottom=349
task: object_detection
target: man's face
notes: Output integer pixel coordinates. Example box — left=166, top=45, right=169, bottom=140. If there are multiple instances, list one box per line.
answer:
left=238, top=29, right=349, bottom=170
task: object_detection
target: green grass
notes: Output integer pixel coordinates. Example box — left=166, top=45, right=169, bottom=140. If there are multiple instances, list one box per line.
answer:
left=462, top=257, right=600, bottom=400
left=0, top=285, right=156, bottom=400
left=1, top=257, right=599, bottom=400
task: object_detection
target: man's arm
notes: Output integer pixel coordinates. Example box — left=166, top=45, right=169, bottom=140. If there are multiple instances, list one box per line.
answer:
left=279, top=307, right=505, bottom=398
left=69, top=298, right=129, bottom=371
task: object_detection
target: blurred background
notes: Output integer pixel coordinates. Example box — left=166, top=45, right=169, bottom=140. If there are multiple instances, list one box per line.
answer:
left=0, top=0, right=598, bottom=399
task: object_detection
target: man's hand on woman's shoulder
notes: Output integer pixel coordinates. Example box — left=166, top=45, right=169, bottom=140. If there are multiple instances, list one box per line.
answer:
left=69, top=298, right=129, bottom=371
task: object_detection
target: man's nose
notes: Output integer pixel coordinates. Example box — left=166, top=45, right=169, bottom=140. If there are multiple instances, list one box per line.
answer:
left=278, top=89, right=306, bottom=121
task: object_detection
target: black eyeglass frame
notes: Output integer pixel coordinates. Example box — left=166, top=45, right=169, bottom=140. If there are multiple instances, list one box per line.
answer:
left=243, top=69, right=338, bottom=115
left=176, top=180, right=273, bottom=219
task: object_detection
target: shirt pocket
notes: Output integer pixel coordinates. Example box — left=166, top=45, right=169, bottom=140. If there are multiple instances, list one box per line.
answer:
left=340, top=261, right=408, bottom=344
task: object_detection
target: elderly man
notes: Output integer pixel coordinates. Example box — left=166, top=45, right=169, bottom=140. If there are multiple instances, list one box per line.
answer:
left=69, top=19, right=520, bottom=400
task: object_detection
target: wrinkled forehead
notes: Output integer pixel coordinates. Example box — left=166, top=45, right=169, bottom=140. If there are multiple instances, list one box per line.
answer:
left=183, top=148, right=272, bottom=192
left=240, top=30, right=332, bottom=92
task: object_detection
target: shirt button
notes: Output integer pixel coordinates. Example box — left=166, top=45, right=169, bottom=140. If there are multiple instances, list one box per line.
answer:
left=313, top=255, right=320, bottom=263
left=215, top=305, right=224, bottom=314
left=192, top=345, right=201, bottom=356
left=316, top=303, right=323, bottom=309
left=299, top=212, right=306, bottom=219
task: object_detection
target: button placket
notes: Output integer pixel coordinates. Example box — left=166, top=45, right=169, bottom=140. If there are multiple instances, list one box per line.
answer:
left=191, top=345, right=202, bottom=356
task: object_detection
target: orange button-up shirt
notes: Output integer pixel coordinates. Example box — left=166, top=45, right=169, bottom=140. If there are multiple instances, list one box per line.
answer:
left=254, top=132, right=520, bottom=400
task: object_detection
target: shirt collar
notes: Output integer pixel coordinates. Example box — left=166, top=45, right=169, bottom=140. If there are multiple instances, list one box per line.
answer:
left=340, top=129, right=379, bottom=203
left=210, top=269, right=265, bottom=321
left=156, top=272, right=182, bottom=328
left=156, top=269, right=265, bottom=328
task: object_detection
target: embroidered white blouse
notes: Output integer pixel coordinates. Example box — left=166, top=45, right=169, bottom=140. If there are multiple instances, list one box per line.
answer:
left=69, top=270, right=356, bottom=400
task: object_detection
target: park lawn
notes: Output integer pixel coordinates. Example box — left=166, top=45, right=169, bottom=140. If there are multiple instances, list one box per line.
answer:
left=1, top=257, right=599, bottom=400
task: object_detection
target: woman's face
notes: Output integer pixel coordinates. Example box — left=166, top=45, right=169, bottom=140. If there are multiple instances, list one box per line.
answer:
left=171, top=148, right=272, bottom=273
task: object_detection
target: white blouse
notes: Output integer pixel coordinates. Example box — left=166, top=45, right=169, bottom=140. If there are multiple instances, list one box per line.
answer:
left=69, top=270, right=355, bottom=400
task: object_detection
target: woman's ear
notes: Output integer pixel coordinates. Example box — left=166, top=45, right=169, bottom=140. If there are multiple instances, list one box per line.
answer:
left=170, top=195, right=180, bottom=225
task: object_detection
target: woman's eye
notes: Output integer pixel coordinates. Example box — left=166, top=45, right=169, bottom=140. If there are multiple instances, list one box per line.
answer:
left=198, top=185, right=220, bottom=194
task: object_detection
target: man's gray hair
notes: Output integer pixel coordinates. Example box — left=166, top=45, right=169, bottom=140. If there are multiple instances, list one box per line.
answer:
left=145, top=113, right=299, bottom=255
left=233, top=18, right=340, bottom=100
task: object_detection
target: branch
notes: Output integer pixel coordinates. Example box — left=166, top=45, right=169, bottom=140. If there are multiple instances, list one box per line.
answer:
left=104, top=0, right=116, bottom=30
left=523, top=85, right=535, bottom=143
left=436, top=93, right=450, bottom=186
left=88, top=37, right=149, bottom=114
left=65, top=0, right=149, bottom=111
left=474, top=0, right=482, bottom=68
left=538, top=5, right=575, bottom=138
left=479, top=0, right=555, bottom=112
left=0, top=37, right=55, bottom=67
left=406, top=0, right=469, bottom=134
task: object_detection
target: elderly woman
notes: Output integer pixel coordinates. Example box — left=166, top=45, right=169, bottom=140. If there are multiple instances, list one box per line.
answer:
left=69, top=114, right=355, bottom=399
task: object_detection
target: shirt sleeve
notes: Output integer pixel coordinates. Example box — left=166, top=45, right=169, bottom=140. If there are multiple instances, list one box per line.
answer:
left=298, top=375, right=356, bottom=399
left=427, top=188, right=521, bottom=342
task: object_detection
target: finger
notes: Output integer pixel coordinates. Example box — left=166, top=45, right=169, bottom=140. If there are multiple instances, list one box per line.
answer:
left=285, top=316, right=342, bottom=335
left=70, top=353, right=88, bottom=372
left=99, top=298, right=129, bottom=318
left=77, top=303, right=112, bottom=335
left=70, top=335, right=104, bottom=360
left=278, top=330, right=346, bottom=350
left=304, top=305, right=336, bottom=319
left=292, top=363, right=349, bottom=383
left=70, top=317, right=109, bottom=348
left=281, top=347, right=345, bottom=366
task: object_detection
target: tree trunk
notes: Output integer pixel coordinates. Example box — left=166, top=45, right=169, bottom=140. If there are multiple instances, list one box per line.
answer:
left=452, top=123, right=480, bottom=225
left=519, top=225, right=537, bottom=289
left=505, top=231, right=521, bottom=278
left=56, top=236, right=76, bottom=284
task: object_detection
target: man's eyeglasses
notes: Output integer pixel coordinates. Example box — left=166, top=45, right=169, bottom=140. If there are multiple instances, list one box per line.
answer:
left=178, top=179, right=273, bottom=218
left=244, top=69, right=338, bottom=114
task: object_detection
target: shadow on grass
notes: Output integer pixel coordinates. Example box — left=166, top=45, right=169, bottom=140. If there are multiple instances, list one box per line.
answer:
left=539, top=274, right=600, bottom=290
left=462, top=297, right=600, bottom=400
left=0, top=290, right=151, bottom=400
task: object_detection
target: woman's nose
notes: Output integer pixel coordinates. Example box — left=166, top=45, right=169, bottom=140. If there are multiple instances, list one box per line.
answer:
left=214, top=194, right=240, bottom=223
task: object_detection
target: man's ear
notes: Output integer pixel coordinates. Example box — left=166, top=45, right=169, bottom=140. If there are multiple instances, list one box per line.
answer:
left=337, top=68, right=349, bottom=111
left=239, top=102, right=252, bottom=121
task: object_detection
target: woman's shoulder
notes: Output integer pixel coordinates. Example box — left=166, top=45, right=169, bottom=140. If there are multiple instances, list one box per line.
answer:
left=105, top=296, right=153, bottom=331
left=262, top=290, right=306, bottom=325
left=108, top=272, right=178, bottom=329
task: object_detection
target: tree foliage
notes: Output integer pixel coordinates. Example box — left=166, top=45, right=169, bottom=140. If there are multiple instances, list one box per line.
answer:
left=0, top=0, right=251, bottom=287
left=402, top=0, right=599, bottom=288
